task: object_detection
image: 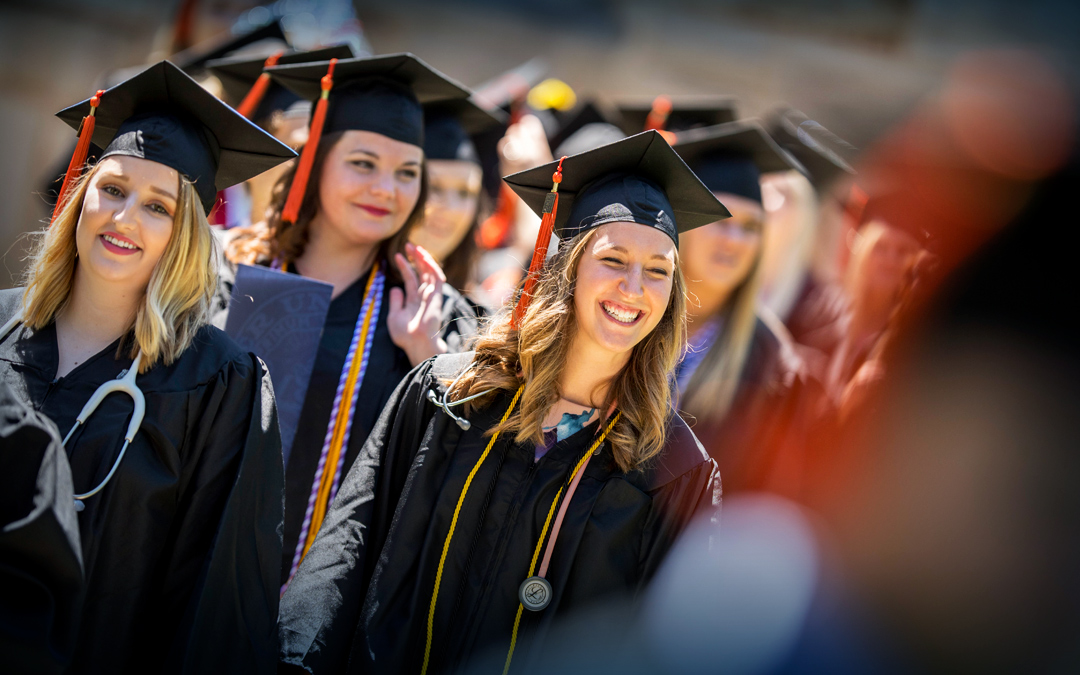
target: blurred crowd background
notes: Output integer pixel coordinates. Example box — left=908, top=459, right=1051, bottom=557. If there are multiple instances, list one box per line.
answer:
left=3, top=1, right=1080, bottom=673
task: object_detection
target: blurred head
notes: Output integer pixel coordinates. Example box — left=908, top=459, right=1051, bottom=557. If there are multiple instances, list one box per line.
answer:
left=412, top=158, right=483, bottom=262
left=679, top=192, right=764, bottom=313
left=23, top=157, right=217, bottom=371
left=847, top=220, right=922, bottom=311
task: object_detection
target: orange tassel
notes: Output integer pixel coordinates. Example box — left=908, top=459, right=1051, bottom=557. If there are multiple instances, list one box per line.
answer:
left=53, top=89, right=105, bottom=224
left=282, top=58, right=337, bottom=225
left=236, top=51, right=284, bottom=120
left=511, top=156, right=565, bottom=330
left=644, top=95, right=672, bottom=132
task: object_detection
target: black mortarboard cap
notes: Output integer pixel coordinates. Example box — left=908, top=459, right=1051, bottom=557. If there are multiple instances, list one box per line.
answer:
left=268, top=53, right=472, bottom=148
left=423, top=97, right=507, bottom=163
left=56, top=61, right=297, bottom=214
left=171, top=19, right=288, bottom=74
left=206, top=44, right=355, bottom=123
left=547, top=100, right=618, bottom=154
left=616, top=96, right=738, bottom=135
left=766, top=107, right=856, bottom=191
left=504, top=130, right=730, bottom=248
left=673, top=120, right=805, bottom=203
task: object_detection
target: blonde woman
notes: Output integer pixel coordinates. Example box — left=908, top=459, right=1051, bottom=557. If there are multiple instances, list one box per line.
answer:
left=0, top=63, right=295, bottom=674
left=672, top=121, right=818, bottom=497
left=278, top=132, right=726, bottom=674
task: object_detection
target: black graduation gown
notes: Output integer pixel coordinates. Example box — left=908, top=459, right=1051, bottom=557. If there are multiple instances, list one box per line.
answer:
left=279, top=352, right=721, bottom=674
left=214, top=258, right=479, bottom=584
left=0, top=289, right=284, bottom=675
left=0, top=380, right=83, bottom=674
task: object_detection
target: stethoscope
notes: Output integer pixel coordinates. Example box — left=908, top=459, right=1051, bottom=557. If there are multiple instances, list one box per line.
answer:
left=425, top=365, right=496, bottom=432
left=1, top=311, right=145, bottom=512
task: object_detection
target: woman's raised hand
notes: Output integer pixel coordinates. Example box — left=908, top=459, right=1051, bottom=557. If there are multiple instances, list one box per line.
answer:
left=388, top=242, right=450, bottom=366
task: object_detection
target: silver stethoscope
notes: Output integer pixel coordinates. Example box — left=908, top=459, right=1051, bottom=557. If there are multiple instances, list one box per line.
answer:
left=425, top=365, right=496, bottom=431
left=1, top=311, right=145, bottom=512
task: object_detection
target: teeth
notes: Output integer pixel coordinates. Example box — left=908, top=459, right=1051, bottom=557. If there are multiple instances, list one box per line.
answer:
left=603, top=302, right=640, bottom=324
left=102, top=234, right=137, bottom=250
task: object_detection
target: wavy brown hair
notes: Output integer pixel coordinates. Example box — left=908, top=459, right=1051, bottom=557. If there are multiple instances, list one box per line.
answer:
left=450, top=227, right=688, bottom=473
left=225, top=131, right=428, bottom=281
left=22, top=162, right=217, bottom=373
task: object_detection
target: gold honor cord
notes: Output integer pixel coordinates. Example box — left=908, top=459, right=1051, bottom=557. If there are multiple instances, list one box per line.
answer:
left=422, top=385, right=525, bottom=675
left=502, top=411, right=621, bottom=675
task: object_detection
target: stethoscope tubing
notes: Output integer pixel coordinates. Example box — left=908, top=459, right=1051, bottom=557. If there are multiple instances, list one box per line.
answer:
left=2, top=309, right=145, bottom=510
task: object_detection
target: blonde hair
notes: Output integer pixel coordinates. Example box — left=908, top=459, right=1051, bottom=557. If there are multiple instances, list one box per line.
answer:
left=451, top=228, right=687, bottom=473
left=22, top=162, right=217, bottom=373
left=679, top=233, right=764, bottom=425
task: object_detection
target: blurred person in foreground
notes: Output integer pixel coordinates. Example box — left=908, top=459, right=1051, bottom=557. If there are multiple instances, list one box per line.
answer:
left=671, top=121, right=821, bottom=496
left=508, top=128, right=1080, bottom=675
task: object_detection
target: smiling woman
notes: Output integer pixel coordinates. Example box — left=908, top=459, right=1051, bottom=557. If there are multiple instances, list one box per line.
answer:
left=0, top=61, right=296, bottom=674
left=277, top=131, right=727, bottom=675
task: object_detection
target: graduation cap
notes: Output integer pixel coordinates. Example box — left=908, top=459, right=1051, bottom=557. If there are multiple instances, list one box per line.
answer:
left=766, top=107, right=856, bottom=191
left=423, top=97, right=507, bottom=163
left=267, top=53, right=472, bottom=224
left=54, top=61, right=297, bottom=216
left=472, top=58, right=548, bottom=114
left=206, top=44, right=355, bottom=123
left=547, top=100, right=620, bottom=155
left=673, top=120, right=805, bottom=203
left=503, top=130, right=730, bottom=327
left=616, top=95, right=738, bottom=135
left=170, top=19, right=288, bottom=74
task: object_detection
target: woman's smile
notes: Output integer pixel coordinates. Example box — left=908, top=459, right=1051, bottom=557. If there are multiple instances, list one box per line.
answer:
left=600, top=300, right=644, bottom=325
left=99, top=231, right=141, bottom=255
left=355, top=203, right=392, bottom=218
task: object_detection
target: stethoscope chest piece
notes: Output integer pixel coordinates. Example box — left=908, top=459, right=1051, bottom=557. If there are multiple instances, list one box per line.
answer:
left=519, top=575, right=552, bottom=612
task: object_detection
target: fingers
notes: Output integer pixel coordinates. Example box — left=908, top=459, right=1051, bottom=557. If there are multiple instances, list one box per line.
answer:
left=388, top=286, right=405, bottom=314
left=408, top=243, right=446, bottom=284
left=395, top=252, right=419, bottom=302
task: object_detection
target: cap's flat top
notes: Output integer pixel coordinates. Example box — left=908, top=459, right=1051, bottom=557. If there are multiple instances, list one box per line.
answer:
left=504, top=130, right=730, bottom=235
left=56, top=60, right=296, bottom=190
left=767, top=107, right=856, bottom=185
left=617, top=95, right=739, bottom=134
left=206, top=44, right=356, bottom=102
left=171, top=20, right=288, bottom=72
left=425, top=97, right=507, bottom=135
left=268, top=53, right=471, bottom=105
left=673, top=120, right=806, bottom=175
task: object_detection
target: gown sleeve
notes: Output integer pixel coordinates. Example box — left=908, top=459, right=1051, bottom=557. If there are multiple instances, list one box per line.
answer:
left=0, top=381, right=84, bottom=675
left=278, top=358, right=439, bottom=673
left=165, top=353, right=285, bottom=675
left=636, top=421, right=722, bottom=593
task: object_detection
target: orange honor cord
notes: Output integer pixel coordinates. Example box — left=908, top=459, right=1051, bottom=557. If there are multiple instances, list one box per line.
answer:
left=511, top=156, right=567, bottom=330
left=236, top=51, right=284, bottom=120
left=422, top=386, right=525, bottom=675
left=53, top=89, right=105, bottom=224
left=282, top=58, right=338, bottom=225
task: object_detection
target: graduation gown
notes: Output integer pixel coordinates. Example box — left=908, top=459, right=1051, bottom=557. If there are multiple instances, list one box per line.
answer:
left=0, top=380, right=83, bottom=674
left=279, top=352, right=721, bottom=674
left=214, top=258, right=479, bottom=584
left=0, top=289, right=284, bottom=675
left=680, top=317, right=821, bottom=498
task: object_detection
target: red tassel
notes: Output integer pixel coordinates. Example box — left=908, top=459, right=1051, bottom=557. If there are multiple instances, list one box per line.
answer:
left=644, top=95, right=672, bottom=132
left=282, top=59, right=337, bottom=225
left=511, top=156, right=565, bottom=330
left=236, top=51, right=284, bottom=120
left=53, top=89, right=105, bottom=225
